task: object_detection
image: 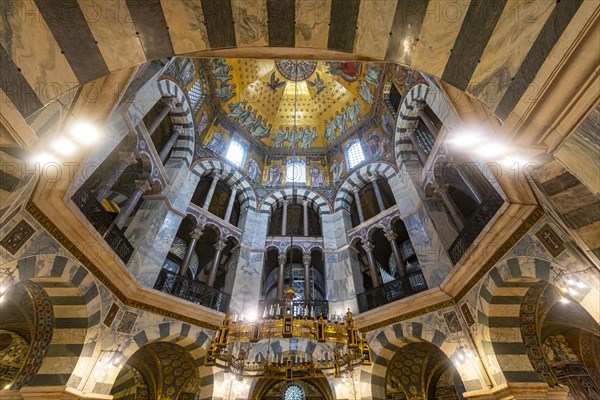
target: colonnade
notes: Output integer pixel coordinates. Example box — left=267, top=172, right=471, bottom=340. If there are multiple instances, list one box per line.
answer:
left=178, top=223, right=229, bottom=287
left=275, top=250, right=315, bottom=300
left=278, top=198, right=314, bottom=236
left=352, top=176, right=386, bottom=225
left=360, top=226, right=408, bottom=288
left=201, top=172, right=238, bottom=224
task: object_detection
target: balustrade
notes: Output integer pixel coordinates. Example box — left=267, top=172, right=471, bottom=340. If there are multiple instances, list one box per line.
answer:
left=258, top=299, right=329, bottom=319
left=153, top=268, right=230, bottom=312
left=447, top=189, right=504, bottom=264
left=356, top=270, right=428, bottom=313
left=71, top=187, right=134, bottom=263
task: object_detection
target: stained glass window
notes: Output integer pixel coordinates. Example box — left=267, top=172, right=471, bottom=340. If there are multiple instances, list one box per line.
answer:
left=283, top=384, right=304, bottom=400
left=188, top=79, right=206, bottom=114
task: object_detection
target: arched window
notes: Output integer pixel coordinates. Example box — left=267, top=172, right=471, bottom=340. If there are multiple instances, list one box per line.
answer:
left=283, top=384, right=305, bottom=400
left=225, top=138, right=246, bottom=167
left=188, top=79, right=206, bottom=114
left=286, top=158, right=306, bottom=184
left=346, top=139, right=365, bottom=169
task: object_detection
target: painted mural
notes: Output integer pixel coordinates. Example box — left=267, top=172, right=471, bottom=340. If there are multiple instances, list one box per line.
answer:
left=208, top=59, right=383, bottom=149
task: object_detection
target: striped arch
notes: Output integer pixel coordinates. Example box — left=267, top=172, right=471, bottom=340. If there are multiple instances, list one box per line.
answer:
left=191, top=159, right=257, bottom=212
left=363, top=321, right=480, bottom=399
left=157, top=79, right=195, bottom=167
left=334, top=162, right=397, bottom=212
left=108, top=321, right=216, bottom=400
left=1, top=254, right=102, bottom=389
left=474, top=256, right=599, bottom=387
left=258, top=187, right=331, bottom=215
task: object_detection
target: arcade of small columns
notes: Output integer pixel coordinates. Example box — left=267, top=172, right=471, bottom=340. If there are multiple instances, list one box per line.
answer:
left=404, top=99, right=489, bottom=232
left=91, top=96, right=185, bottom=229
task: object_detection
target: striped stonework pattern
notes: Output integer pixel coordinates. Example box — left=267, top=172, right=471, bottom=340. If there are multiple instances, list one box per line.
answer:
left=394, top=83, right=433, bottom=165
left=156, top=79, right=195, bottom=167
left=475, top=256, right=597, bottom=387
left=6, top=254, right=102, bottom=389
left=259, top=187, right=331, bottom=215
left=103, top=321, right=215, bottom=399
left=363, top=320, right=481, bottom=400
left=334, top=162, right=397, bottom=212
left=191, top=159, right=257, bottom=212
left=2, top=0, right=584, bottom=125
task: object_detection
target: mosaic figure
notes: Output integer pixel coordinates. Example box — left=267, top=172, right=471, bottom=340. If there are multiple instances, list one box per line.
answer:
left=324, top=117, right=336, bottom=143
left=266, top=164, right=283, bottom=187
left=358, top=80, right=373, bottom=104
left=205, top=131, right=226, bottom=155
left=365, top=63, right=380, bottom=86
left=247, top=158, right=260, bottom=182
left=310, top=165, right=325, bottom=188
left=273, top=127, right=289, bottom=147
left=307, top=72, right=325, bottom=94
left=330, top=159, right=345, bottom=184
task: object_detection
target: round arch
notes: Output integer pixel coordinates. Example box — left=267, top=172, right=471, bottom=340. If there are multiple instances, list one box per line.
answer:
left=259, top=187, right=331, bottom=215
left=4, top=0, right=582, bottom=127
left=156, top=78, right=195, bottom=167
left=474, top=256, right=600, bottom=387
left=364, top=320, right=485, bottom=399
left=191, top=159, right=257, bottom=212
left=334, top=161, right=397, bottom=212
left=0, top=254, right=102, bottom=390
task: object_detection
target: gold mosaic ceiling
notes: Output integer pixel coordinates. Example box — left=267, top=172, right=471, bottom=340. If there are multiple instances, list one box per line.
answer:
left=210, top=59, right=383, bottom=148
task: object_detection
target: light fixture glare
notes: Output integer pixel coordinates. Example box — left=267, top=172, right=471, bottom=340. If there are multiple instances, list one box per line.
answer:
left=52, top=137, right=77, bottom=156
left=69, top=120, right=99, bottom=145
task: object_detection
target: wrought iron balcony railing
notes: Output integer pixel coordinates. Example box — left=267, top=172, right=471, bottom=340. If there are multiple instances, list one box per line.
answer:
left=356, top=270, right=428, bottom=313
left=447, top=189, right=504, bottom=264
left=154, top=268, right=231, bottom=313
left=258, top=299, right=329, bottom=319
left=71, top=187, right=134, bottom=264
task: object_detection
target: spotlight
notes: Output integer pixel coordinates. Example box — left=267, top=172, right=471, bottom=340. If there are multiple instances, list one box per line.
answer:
left=51, top=137, right=77, bottom=156
left=69, top=120, right=100, bottom=145
left=560, top=297, right=569, bottom=304
left=474, top=143, right=508, bottom=158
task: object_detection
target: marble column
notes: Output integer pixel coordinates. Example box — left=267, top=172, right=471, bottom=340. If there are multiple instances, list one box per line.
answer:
left=303, top=252, right=311, bottom=300
left=434, top=182, right=466, bottom=231
left=371, top=177, right=385, bottom=212
left=114, top=179, right=151, bottom=229
left=456, top=164, right=485, bottom=203
left=94, top=151, right=137, bottom=201
left=352, top=187, right=365, bottom=224
left=302, top=200, right=309, bottom=236
left=223, top=185, right=238, bottom=223
left=202, top=173, right=220, bottom=210
left=406, top=128, right=429, bottom=164
left=413, top=101, right=439, bottom=138
left=277, top=254, right=287, bottom=300
left=384, top=228, right=406, bottom=278
left=159, top=127, right=182, bottom=163
left=208, top=239, right=227, bottom=287
left=179, top=227, right=204, bottom=278
left=147, top=102, right=173, bottom=136
left=281, top=199, right=289, bottom=236
left=363, top=240, right=381, bottom=287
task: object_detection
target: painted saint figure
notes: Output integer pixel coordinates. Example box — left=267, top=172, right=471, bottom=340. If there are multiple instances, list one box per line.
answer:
left=330, top=159, right=345, bottom=184
left=205, top=131, right=226, bottom=155
left=358, top=81, right=373, bottom=104
left=246, top=158, right=260, bottom=182
left=266, top=164, right=283, bottom=187
left=272, top=127, right=288, bottom=147
left=310, top=165, right=325, bottom=188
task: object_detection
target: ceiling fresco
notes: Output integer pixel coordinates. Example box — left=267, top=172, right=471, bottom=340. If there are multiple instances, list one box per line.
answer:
left=208, top=59, right=383, bottom=149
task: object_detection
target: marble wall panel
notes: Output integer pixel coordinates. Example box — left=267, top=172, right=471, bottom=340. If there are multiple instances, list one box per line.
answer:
left=354, top=0, right=397, bottom=60
left=160, top=0, right=210, bottom=54
left=467, top=0, right=554, bottom=110
left=1, top=0, right=78, bottom=104
left=228, top=248, right=264, bottom=315
left=77, top=0, right=147, bottom=72
left=295, top=0, right=331, bottom=49
left=232, top=0, right=268, bottom=47
left=411, top=0, right=471, bottom=78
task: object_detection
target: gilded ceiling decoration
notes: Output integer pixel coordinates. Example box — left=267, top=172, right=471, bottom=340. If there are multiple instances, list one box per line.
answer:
left=209, top=59, right=383, bottom=149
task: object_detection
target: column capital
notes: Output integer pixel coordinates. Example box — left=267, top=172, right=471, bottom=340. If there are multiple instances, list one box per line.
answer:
left=302, top=199, right=308, bottom=206
left=230, top=184, right=238, bottom=193
left=362, top=240, right=375, bottom=252
left=118, top=151, right=138, bottom=165
left=163, top=97, right=177, bottom=108
left=369, top=175, right=380, bottom=183
left=433, top=181, right=449, bottom=194
left=212, top=172, right=222, bottom=181
left=189, top=227, right=204, bottom=240
left=412, top=100, right=427, bottom=112
left=214, top=239, right=227, bottom=252
left=352, top=186, right=361, bottom=194
left=384, top=228, right=397, bottom=242
left=278, top=254, right=287, bottom=266
left=282, top=199, right=289, bottom=206
left=134, top=179, right=152, bottom=193
left=302, top=252, right=311, bottom=266
left=405, top=127, right=417, bottom=136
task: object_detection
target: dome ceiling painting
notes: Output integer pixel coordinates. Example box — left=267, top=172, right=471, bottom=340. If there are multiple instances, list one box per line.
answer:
left=208, top=58, right=383, bottom=150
